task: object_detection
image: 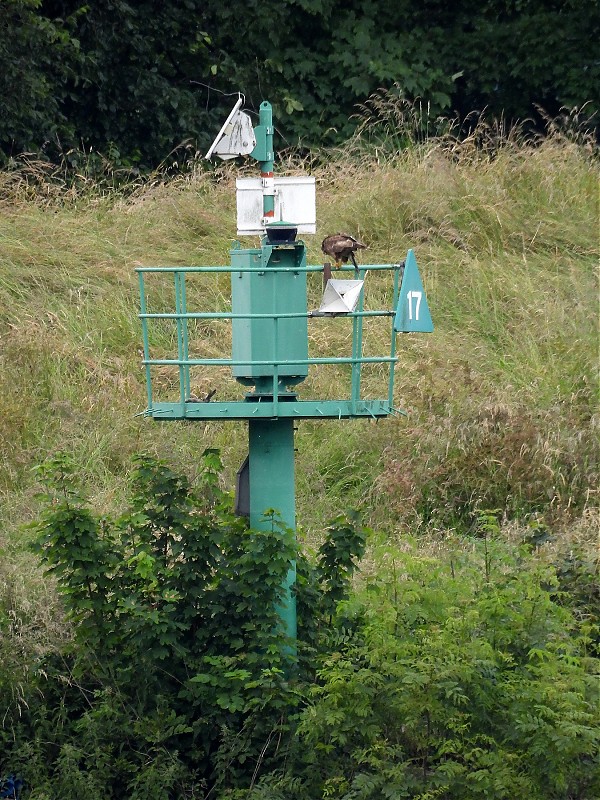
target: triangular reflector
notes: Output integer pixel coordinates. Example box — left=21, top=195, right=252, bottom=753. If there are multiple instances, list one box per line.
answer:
left=212, top=110, right=256, bottom=160
left=205, top=97, right=258, bottom=161
left=319, top=279, right=364, bottom=313
left=393, top=250, right=433, bottom=332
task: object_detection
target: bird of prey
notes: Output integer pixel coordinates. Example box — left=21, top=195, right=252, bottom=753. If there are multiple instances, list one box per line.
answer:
left=321, top=233, right=367, bottom=269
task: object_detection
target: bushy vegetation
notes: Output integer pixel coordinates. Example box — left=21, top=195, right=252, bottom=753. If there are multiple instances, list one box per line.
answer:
left=298, top=536, right=599, bottom=799
left=0, top=450, right=366, bottom=798
left=1, top=455, right=598, bottom=798
left=0, top=103, right=598, bottom=797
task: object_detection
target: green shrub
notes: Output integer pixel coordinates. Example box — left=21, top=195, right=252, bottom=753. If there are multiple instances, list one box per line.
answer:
left=295, top=533, right=600, bottom=800
left=1, top=451, right=368, bottom=797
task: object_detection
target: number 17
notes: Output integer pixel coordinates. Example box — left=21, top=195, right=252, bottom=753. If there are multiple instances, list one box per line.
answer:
left=407, top=290, right=422, bottom=321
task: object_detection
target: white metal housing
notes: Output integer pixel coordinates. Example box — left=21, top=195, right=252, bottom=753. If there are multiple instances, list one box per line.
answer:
left=236, top=176, right=316, bottom=235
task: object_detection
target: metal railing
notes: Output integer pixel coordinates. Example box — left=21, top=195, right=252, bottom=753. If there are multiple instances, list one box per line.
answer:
left=137, top=262, right=404, bottom=417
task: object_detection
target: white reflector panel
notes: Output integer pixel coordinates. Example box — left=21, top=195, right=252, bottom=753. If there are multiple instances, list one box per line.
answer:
left=318, top=279, right=364, bottom=313
left=236, top=176, right=316, bottom=235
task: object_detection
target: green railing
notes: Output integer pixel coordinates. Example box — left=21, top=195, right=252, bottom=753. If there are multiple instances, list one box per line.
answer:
left=137, top=263, right=405, bottom=420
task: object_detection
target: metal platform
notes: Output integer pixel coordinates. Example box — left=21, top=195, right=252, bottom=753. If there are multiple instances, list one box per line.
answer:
left=141, top=398, right=405, bottom=421
left=137, top=259, right=414, bottom=422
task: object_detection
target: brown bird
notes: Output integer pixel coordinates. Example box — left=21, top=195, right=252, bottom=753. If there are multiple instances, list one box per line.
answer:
left=321, top=233, right=367, bottom=269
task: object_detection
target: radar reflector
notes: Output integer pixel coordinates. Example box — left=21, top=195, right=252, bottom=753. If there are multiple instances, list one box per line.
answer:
left=205, top=96, right=257, bottom=161
left=318, top=279, right=364, bottom=314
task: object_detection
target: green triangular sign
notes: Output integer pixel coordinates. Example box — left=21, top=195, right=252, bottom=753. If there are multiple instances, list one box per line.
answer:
left=393, top=249, right=433, bottom=332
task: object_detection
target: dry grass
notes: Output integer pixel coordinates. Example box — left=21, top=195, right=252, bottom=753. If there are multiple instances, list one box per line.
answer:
left=0, top=102, right=597, bottom=540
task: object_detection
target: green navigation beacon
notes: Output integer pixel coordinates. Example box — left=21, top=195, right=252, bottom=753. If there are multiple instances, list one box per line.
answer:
left=136, top=95, right=433, bottom=654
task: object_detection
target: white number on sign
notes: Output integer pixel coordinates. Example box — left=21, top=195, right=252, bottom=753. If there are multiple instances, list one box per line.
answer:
left=407, top=290, right=422, bottom=321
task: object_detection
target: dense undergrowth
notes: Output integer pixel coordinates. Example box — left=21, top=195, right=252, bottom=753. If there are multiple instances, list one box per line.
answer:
left=0, top=105, right=598, bottom=797
left=1, top=453, right=598, bottom=799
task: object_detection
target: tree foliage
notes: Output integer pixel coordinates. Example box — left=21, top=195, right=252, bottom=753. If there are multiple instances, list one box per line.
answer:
left=297, top=527, right=600, bottom=800
left=0, top=0, right=76, bottom=158
left=0, top=0, right=598, bottom=167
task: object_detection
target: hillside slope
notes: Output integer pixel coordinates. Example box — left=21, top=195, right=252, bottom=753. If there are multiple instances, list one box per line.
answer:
left=0, top=127, right=597, bottom=545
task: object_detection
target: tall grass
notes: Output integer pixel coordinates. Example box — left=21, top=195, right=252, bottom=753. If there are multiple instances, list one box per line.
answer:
left=0, top=106, right=597, bottom=798
left=0, top=102, right=597, bottom=548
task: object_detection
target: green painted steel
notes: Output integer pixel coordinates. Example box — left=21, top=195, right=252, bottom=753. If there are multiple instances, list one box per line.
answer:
left=137, top=97, right=433, bottom=663
left=140, top=309, right=394, bottom=320
left=249, top=419, right=297, bottom=647
left=250, top=101, right=275, bottom=220
left=141, top=398, right=405, bottom=420
left=388, top=263, right=402, bottom=408
left=136, top=262, right=407, bottom=420
left=174, top=271, right=188, bottom=407
left=351, top=265, right=366, bottom=412
left=393, top=249, right=434, bottom=333
left=143, top=355, right=398, bottom=367
left=137, top=263, right=404, bottom=274
left=138, top=271, right=153, bottom=412
left=249, top=103, right=274, bottom=165
left=230, top=240, right=308, bottom=389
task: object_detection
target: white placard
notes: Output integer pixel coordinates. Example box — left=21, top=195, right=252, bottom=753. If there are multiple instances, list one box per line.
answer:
left=236, top=176, right=316, bottom=235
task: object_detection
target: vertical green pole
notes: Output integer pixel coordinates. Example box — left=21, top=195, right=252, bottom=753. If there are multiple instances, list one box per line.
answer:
left=180, top=271, right=191, bottom=400
left=351, top=268, right=365, bottom=412
left=248, top=419, right=297, bottom=649
left=174, top=271, right=186, bottom=410
left=247, top=101, right=297, bottom=657
left=138, top=271, right=153, bottom=412
left=388, top=263, right=402, bottom=409
left=272, top=314, right=279, bottom=417
left=258, top=101, right=275, bottom=222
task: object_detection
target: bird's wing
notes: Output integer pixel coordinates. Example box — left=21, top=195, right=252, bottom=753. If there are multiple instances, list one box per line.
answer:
left=321, top=235, right=336, bottom=255
left=338, top=233, right=367, bottom=249
left=322, top=234, right=348, bottom=255
left=322, top=233, right=367, bottom=255
left=331, top=235, right=358, bottom=253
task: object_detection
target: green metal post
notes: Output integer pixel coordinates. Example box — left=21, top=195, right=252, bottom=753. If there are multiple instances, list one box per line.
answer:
left=388, top=264, right=402, bottom=409
left=351, top=267, right=365, bottom=413
left=137, top=96, right=434, bottom=670
left=174, top=271, right=186, bottom=410
left=239, top=102, right=298, bottom=654
left=248, top=418, right=297, bottom=648
left=180, top=271, right=191, bottom=401
left=254, top=101, right=275, bottom=222
left=138, top=271, right=153, bottom=412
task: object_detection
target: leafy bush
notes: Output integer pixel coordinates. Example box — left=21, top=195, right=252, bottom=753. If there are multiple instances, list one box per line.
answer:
left=24, top=449, right=299, bottom=796
left=0, top=451, right=366, bottom=797
left=552, top=543, right=600, bottom=658
left=1, top=456, right=598, bottom=799
left=295, top=531, right=600, bottom=800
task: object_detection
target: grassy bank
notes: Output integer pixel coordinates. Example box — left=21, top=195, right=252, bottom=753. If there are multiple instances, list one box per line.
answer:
left=1, top=119, right=597, bottom=543
left=0, top=109, right=598, bottom=799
